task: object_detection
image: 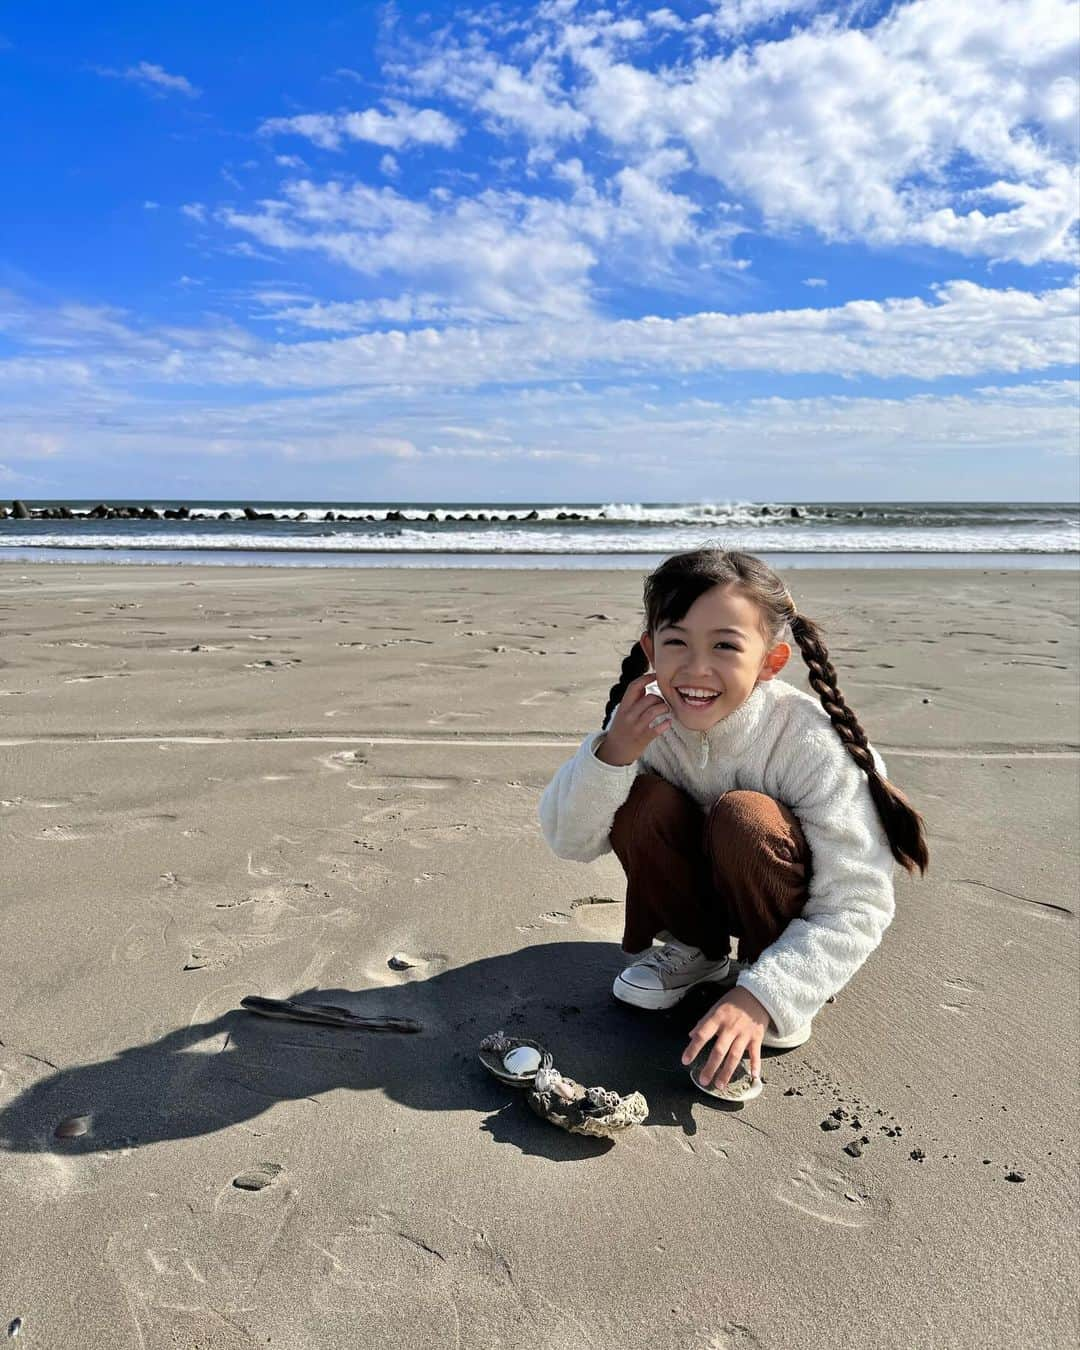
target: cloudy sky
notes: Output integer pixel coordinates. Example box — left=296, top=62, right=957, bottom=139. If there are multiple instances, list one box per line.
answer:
left=1, top=0, right=1077, bottom=502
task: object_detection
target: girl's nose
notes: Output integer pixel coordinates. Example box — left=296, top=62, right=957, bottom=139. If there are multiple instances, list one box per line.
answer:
left=684, top=657, right=717, bottom=677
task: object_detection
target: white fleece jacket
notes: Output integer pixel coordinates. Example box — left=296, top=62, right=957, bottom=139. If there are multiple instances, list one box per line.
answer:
left=538, top=677, right=895, bottom=1037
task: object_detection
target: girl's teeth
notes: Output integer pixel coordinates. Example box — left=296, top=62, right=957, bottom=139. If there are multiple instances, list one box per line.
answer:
left=679, top=690, right=718, bottom=706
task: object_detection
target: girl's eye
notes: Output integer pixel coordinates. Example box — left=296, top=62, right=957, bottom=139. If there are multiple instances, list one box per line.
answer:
left=662, top=639, right=736, bottom=650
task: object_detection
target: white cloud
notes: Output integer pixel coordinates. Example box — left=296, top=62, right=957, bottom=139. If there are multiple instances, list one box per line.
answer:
left=97, top=60, right=200, bottom=98
left=582, top=0, right=1078, bottom=263
left=803, top=277, right=827, bottom=287
left=261, top=102, right=460, bottom=151
left=2, top=366, right=1075, bottom=497
left=234, top=281, right=1078, bottom=387
left=143, top=200, right=160, bottom=210
left=379, top=153, right=400, bottom=178
left=181, top=202, right=207, bottom=223
left=396, top=0, right=1080, bottom=265
left=646, top=10, right=686, bottom=33
left=254, top=293, right=495, bottom=329
left=222, top=179, right=598, bottom=320
left=403, top=45, right=589, bottom=141
left=707, top=0, right=822, bottom=37
left=16, top=278, right=1062, bottom=393
left=219, top=149, right=740, bottom=320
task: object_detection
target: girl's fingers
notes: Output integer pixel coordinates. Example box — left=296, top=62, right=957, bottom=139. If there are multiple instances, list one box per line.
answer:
left=622, top=671, right=658, bottom=706
left=696, top=1036, right=745, bottom=1090
left=698, top=1033, right=735, bottom=1088
left=713, top=1038, right=747, bottom=1090
left=629, top=693, right=667, bottom=715
left=629, top=696, right=668, bottom=725
left=748, top=1039, right=762, bottom=1081
left=622, top=703, right=668, bottom=736
left=682, top=1016, right=721, bottom=1066
left=700, top=1036, right=747, bottom=1090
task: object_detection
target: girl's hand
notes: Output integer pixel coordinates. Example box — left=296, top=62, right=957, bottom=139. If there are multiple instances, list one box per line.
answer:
left=681, top=987, right=770, bottom=1089
left=597, top=671, right=673, bottom=766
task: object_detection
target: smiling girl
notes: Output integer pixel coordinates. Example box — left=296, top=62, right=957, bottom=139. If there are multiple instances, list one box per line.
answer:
left=539, top=548, right=928, bottom=1102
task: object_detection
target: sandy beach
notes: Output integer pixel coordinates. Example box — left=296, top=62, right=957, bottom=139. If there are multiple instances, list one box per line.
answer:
left=0, top=562, right=1077, bottom=1350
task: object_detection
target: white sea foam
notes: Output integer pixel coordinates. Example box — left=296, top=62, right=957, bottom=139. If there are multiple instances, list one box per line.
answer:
left=6, top=523, right=1077, bottom=553
left=4, top=500, right=1077, bottom=558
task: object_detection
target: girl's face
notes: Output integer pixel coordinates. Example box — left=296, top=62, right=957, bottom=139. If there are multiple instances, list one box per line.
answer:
left=640, top=583, right=790, bottom=729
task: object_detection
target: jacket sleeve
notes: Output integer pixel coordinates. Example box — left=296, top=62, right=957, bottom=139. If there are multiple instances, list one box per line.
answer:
left=736, top=728, right=895, bottom=1038
left=538, top=717, right=642, bottom=863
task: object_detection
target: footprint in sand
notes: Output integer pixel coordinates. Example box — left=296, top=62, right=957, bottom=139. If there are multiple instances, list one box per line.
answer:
left=305, top=1223, right=458, bottom=1336
left=516, top=910, right=571, bottom=932
left=182, top=932, right=289, bottom=972
left=520, top=683, right=579, bottom=706
left=111, top=911, right=178, bottom=964
left=63, top=671, right=132, bottom=683
left=33, top=813, right=177, bottom=842
left=231, top=1162, right=283, bottom=1191
left=104, top=1186, right=299, bottom=1340
left=516, top=897, right=621, bottom=935
left=317, top=749, right=369, bottom=773
left=774, top=1159, right=875, bottom=1229
left=307, top=1211, right=595, bottom=1345
left=400, top=822, right=475, bottom=851
left=1, top=794, right=92, bottom=813
left=415, top=660, right=489, bottom=673
left=706, top=1324, right=764, bottom=1349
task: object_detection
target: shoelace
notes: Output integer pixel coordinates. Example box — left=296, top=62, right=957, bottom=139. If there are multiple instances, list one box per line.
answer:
left=647, top=943, right=701, bottom=974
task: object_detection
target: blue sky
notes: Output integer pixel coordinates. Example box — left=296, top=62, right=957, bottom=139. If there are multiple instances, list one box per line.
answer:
left=1, top=0, right=1077, bottom=502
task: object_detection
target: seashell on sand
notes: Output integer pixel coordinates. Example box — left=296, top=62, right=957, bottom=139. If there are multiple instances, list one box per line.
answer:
left=503, top=1046, right=542, bottom=1075
left=54, top=1115, right=91, bottom=1140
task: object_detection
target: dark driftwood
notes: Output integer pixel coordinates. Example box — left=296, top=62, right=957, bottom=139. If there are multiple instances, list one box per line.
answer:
left=240, top=995, right=422, bottom=1033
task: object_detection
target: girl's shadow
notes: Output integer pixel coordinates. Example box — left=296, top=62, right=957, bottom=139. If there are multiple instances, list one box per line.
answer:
left=0, top=943, right=736, bottom=1163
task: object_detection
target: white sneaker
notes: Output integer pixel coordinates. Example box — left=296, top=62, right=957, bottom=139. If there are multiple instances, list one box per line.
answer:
left=613, top=940, right=732, bottom=1011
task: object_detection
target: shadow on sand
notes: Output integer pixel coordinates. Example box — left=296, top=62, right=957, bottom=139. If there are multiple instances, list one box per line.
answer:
left=0, top=942, right=757, bottom=1164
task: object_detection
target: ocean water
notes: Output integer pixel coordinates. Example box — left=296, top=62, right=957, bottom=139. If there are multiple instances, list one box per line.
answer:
left=1, top=500, right=1076, bottom=568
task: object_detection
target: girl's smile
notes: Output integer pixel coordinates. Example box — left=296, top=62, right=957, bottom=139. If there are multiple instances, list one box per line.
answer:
left=640, top=583, right=791, bottom=729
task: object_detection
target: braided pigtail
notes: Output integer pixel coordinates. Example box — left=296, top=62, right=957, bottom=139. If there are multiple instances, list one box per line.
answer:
left=601, top=641, right=649, bottom=730
left=791, top=613, right=929, bottom=876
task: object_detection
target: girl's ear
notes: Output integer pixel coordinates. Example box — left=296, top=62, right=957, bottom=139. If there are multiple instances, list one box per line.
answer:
left=640, top=632, right=654, bottom=667
left=758, top=641, right=791, bottom=682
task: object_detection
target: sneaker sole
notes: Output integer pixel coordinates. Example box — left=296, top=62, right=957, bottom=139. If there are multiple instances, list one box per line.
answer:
left=612, top=961, right=732, bottom=1011
left=761, top=1022, right=812, bottom=1050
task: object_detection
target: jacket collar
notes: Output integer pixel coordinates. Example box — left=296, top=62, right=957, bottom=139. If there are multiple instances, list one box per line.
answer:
left=668, top=680, right=774, bottom=767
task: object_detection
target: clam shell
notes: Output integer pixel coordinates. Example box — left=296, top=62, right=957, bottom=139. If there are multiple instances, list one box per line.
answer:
left=690, top=1061, right=764, bottom=1103
left=54, top=1115, right=91, bottom=1140
left=503, top=1046, right=542, bottom=1075
left=477, top=1035, right=549, bottom=1086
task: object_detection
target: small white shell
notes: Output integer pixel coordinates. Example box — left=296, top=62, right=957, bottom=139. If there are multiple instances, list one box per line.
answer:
left=502, top=1046, right=542, bottom=1075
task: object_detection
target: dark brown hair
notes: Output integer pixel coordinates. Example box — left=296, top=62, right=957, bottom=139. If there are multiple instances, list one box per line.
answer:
left=602, top=548, right=928, bottom=875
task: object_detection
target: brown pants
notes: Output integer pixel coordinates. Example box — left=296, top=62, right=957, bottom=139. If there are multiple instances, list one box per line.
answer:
left=609, top=773, right=811, bottom=963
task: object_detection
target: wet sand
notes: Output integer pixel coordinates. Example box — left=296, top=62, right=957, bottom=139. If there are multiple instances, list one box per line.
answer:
left=0, top=563, right=1077, bottom=1349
